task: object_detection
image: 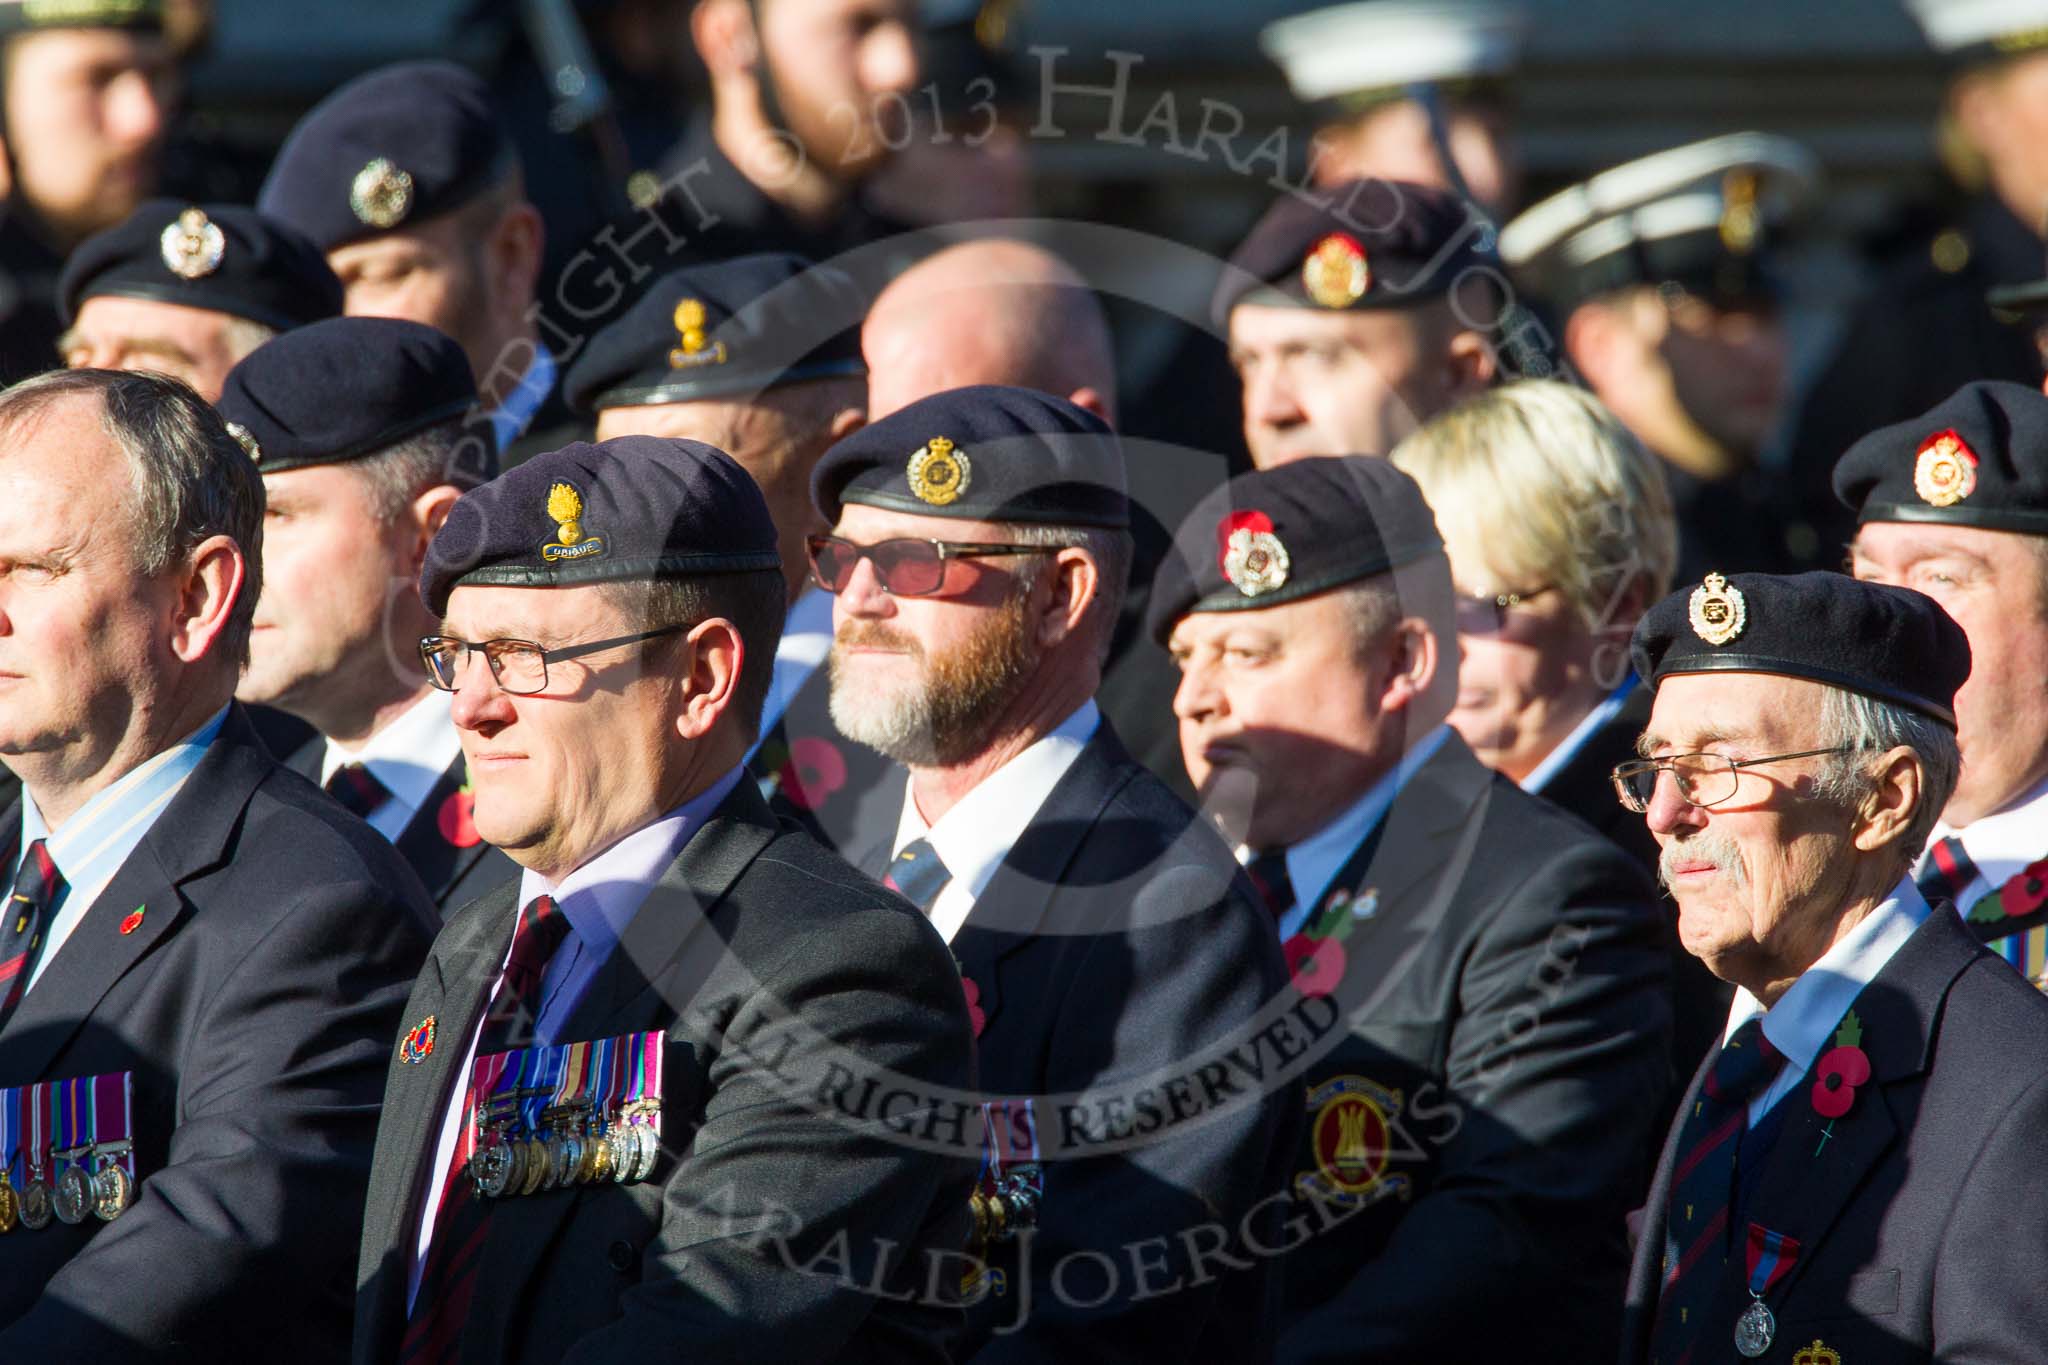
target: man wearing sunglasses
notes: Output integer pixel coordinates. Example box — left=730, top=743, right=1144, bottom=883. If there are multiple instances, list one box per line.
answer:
left=1148, top=455, right=1670, bottom=1363
left=1619, top=570, right=2048, bottom=1365
left=355, top=434, right=978, bottom=1363
left=808, top=385, right=1298, bottom=1362
left=218, top=316, right=518, bottom=916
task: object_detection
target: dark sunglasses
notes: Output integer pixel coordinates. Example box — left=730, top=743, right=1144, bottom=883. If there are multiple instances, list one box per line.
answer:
left=805, top=535, right=1051, bottom=597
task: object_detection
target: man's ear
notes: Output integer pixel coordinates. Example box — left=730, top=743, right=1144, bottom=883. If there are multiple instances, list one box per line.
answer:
left=486, top=202, right=545, bottom=315
left=1375, top=617, right=1439, bottom=716
left=674, top=616, right=743, bottom=741
left=1035, top=546, right=1100, bottom=651
left=1444, top=329, right=1496, bottom=398
left=405, top=484, right=464, bottom=575
left=692, top=0, right=761, bottom=78
left=1852, top=747, right=1924, bottom=854
left=168, top=534, right=247, bottom=664
left=829, top=406, right=865, bottom=441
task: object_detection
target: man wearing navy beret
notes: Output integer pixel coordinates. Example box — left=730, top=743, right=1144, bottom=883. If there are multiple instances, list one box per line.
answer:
left=809, top=385, right=1298, bottom=1361
left=1841, top=380, right=2048, bottom=985
left=1620, top=570, right=2048, bottom=1365
left=259, top=61, right=565, bottom=464
left=56, top=199, right=341, bottom=399
left=354, top=435, right=977, bottom=1364
left=1219, top=178, right=1500, bottom=468
left=1146, top=455, right=1670, bottom=1362
left=218, top=315, right=518, bottom=915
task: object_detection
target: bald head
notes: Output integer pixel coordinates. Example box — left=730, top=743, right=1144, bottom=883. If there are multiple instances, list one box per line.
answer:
left=863, top=240, right=1118, bottom=424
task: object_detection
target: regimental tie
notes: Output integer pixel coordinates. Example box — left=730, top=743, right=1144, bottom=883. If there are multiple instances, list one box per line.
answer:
left=884, top=838, right=951, bottom=915
left=1650, top=1016, right=1788, bottom=1365
left=1244, top=850, right=1295, bottom=924
left=402, top=894, right=576, bottom=1365
left=1914, top=835, right=1977, bottom=909
left=0, top=841, right=63, bottom=1027
left=326, top=762, right=393, bottom=821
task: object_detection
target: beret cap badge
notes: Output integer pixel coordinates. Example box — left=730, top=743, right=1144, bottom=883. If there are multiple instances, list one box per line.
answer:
left=1301, top=232, right=1370, bottom=309
left=1688, top=571, right=1747, bottom=646
left=540, top=481, right=606, bottom=562
left=667, top=297, right=728, bottom=370
left=158, top=207, right=224, bottom=281
left=224, top=421, right=260, bottom=463
left=349, top=158, right=415, bottom=230
left=1218, top=509, right=1291, bottom=597
left=1913, top=428, right=1979, bottom=508
left=907, top=437, right=970, bottom=507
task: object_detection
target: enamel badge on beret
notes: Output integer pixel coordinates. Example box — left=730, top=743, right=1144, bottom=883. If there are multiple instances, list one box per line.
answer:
left=350, top=157, right=414, bottom=229
left=1688, top=572, right=1747, bottom=646
left=224, top=422, right=260, bottom=463
left=1218, top=509, right=1290, bottom=597
left=668, top=297, right=728, bottom=370
left=907, top=437, right=970, bottom=506
left=1913, top=427, right=1978, bottom=508
left=159, top=207, right=224, bottom=281
left=1302, top=233, right=1370, bottom=309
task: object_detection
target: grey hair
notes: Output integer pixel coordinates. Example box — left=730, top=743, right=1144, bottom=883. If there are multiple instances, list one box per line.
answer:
left=1813, top=685, right=1961, bottom=864
left=1001, top=522, right=1134, bottom=667
left=353, top=416, right=495, bottom=523
left=0, top=368, right=263, bottom=668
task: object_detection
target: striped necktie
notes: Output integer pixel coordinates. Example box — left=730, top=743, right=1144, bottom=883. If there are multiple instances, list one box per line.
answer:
left=402, top=894, right=575, bottom=1364
left=1650, top=1017, right=1787, bottom=1364
left=326, top=762, right=392, bottom=821
left=1245, top=850, right=1295, bottom=924
left=884, top=838, right=951, bottom=914
left=1915, top=835, right=1977, bottom=908
left=0, top=840, right=61, bottom=1025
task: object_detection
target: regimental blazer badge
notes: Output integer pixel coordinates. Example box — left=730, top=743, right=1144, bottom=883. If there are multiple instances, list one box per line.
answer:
left=400, top=1016, right=437, bottom=1065
left=1297, top=1074, right=1410, bottom=1208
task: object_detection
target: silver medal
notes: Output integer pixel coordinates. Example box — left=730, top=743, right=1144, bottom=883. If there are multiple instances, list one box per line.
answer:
left=1734, top=1296, right=1775, bottom=1357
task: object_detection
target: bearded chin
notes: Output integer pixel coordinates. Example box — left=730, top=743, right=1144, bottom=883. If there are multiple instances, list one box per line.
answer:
left=828, top=596, right=1038, bottom=768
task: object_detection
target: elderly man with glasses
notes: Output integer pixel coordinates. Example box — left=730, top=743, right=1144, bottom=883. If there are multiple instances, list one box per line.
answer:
left=1618, top=570, right=2048, bottom=1365
left=353, top=434, right=978, bottom=1365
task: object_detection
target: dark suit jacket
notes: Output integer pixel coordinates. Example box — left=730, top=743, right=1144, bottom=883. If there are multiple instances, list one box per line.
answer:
left=861, top=721, right=1301, bottom=1365
left=751, top=661, right=904, bottom=865
left=1621, top=907, right=2048, bottom=1364
left=1275, top=732, right=1673, bottom=1365
left=0, top=705, right=435, bottom=1361
left=354, top=778, right=979, bottom=1365
left=283, top=735, right=521, bottom=915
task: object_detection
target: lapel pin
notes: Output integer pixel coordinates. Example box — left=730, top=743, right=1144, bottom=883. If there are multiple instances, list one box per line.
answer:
left=400, top=1015, right=437, bottom=1065
left=118, top=908, right=144, bottom=936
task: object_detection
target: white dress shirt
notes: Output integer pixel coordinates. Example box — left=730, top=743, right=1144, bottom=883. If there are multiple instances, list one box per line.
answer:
left=319, top=689, right=464, bottom=843
left=1916, top=771, right=2048, bottom=914
left=1521, top=676, right=1638, bottom=795
left=888, top=701, right=1100, bottom=943
left=1721, top=876, right=1928, bottom=1128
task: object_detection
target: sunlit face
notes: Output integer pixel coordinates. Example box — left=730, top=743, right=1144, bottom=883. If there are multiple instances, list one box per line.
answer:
left=59, top=295, right=256, bottom=399
left=1449, top=579, right=1606, bottom=784
left=1229, top=302, right=1447, bottom=467
left=1168, top=591, right=1402, bottom=849
left=1850, top=520, right=2046, bottom=826
left=440, top=583, right=688, bottom=876
left=326, top=219, right=493, bottom=377
left=755, top=0, right=919, bottom=180
left=3, top=27, right=174, bottom=241
left=1656, top=292, right=1787, bottom=460
left=1638, top=672, right=1860, bottom=989
left=239, top=463, right=420, bottom=717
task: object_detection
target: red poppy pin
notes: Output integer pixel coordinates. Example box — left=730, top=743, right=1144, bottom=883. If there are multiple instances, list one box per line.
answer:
left=1966, top=857, right=2048, bottom=926
left=960, top=974, right=987, bottom=1038
left=1811, top=1011, right=1869, bottom=1120
left=437, top=779, right=481, bottom=849
left=399, top=1015, right=437, bottom=1065
left=118, top=907, right=144, bottom=936
left=1283, top=932, right=1347, bottom=999
left=778, top=736, right=849, bottom=812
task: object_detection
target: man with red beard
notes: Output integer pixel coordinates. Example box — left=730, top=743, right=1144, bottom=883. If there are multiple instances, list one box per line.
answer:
left=808, top=385, right=1297, bottom=1362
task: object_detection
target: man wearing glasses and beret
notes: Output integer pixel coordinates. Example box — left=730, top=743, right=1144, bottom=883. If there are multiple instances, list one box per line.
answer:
left=353, top=435, right=978, bottom=1364
left=808, top=385, right=1297, bottom=1361
left=1148, top=454, right=1670, bottom=1363
left=1619, top=570, right=2048, bottom=1365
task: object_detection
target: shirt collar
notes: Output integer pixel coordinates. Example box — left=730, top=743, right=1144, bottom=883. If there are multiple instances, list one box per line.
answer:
left=515, top=764, right=745, bottom=959
left=24, top=704, right=230, bottom=888
left=1277, top=723, right=1453, bottom=917
left=1522, top=674, right=1638, bottom=795
left=1724, top=875, right=1930, bottom=1077
left=488, top=344, right=557, bottom=450
left=892, top=701, right=1101, bottom=903
left=319, top=689, right=463, bottom=819
left=1925, top=769, right=2048, bottom=878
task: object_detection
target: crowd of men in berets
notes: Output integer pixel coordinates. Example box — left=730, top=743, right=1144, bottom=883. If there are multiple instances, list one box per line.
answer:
left=2, top=0, right=2048, bottom=1361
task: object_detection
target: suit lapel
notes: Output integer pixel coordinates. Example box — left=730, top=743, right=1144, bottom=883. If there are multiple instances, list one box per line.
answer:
left=393, top=754, right=490, bottom=908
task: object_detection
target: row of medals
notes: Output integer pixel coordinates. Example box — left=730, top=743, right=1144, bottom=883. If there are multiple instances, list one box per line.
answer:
left=967, top=1165, right=1042, bottom=1247
left=0, top=1139, right=133, bottom=1232
left=471, top=1094, right=662, bottom=1200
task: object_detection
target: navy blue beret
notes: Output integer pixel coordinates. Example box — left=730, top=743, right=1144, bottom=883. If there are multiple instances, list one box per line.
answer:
left=216, top=316, right=490, bottom=480
left=0, top=0, right=161, bottom=33
left=259, top=61, right=515, bottom=253
left=812, top=384, right=1127, bottom=529
left=59, top=200, right=341, bottom=331
left=421, top=436, right=781, bottom=615
left=1213, top=179, right=1499, bottom=327
left=1145, top=456, right=1445, bottom=643
left=563, top=253, right=866, bottom=414
left=1632, top=571, right=1969, bottom=727
left=1833, top=380, right=2048, bottom=536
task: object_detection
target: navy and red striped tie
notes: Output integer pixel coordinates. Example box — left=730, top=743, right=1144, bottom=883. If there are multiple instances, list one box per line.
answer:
left=401, top=894, right=574, bottom=1365
left=1915, top=835, right=1978, bottom=909
left=1650, top=1016, right=1787, bottom=1364
left=325, top=762, right=392, bottom=821
left=0, top=840, right=62, bottom=1026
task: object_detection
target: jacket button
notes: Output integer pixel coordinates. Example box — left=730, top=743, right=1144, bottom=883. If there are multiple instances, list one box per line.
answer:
left=606, top=1240, right=637, bottom=1273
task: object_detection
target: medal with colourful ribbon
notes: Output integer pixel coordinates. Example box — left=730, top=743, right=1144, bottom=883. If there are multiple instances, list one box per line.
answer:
left=0, top=1087, right=18, bottom=1233
left=89, top=1072, right=135, bottom=1221
left=51, top=1076, right=90, bottom=1226
left=1735, top=1223, right=1801, bottom=1357
left=20, top=1082, right=50, bottom=1230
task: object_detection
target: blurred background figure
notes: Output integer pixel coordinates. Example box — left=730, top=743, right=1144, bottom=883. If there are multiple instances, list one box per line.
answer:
left=1259, top=0, right=1526, bottom=216
left=57, top=199, right=340, bottom=398
left=1503, top=132, right=1826, bottom=578
left=1990, top=245, right=2048, bottom=389
left=0, top=0, right=179, bottom=383
left=1788, top=0, right=2048, bottom=478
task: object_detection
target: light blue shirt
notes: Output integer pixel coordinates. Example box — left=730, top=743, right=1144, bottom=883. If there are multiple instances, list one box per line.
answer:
left=16, top=705, right=228, bottom=991
left=488, top=344, right=557, bottom=452
left=1257, top=723, right=1452, bottom=940
left=1522, top=674, right=1639, bottom=795
left=747, top=588, right=834, bottom=766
